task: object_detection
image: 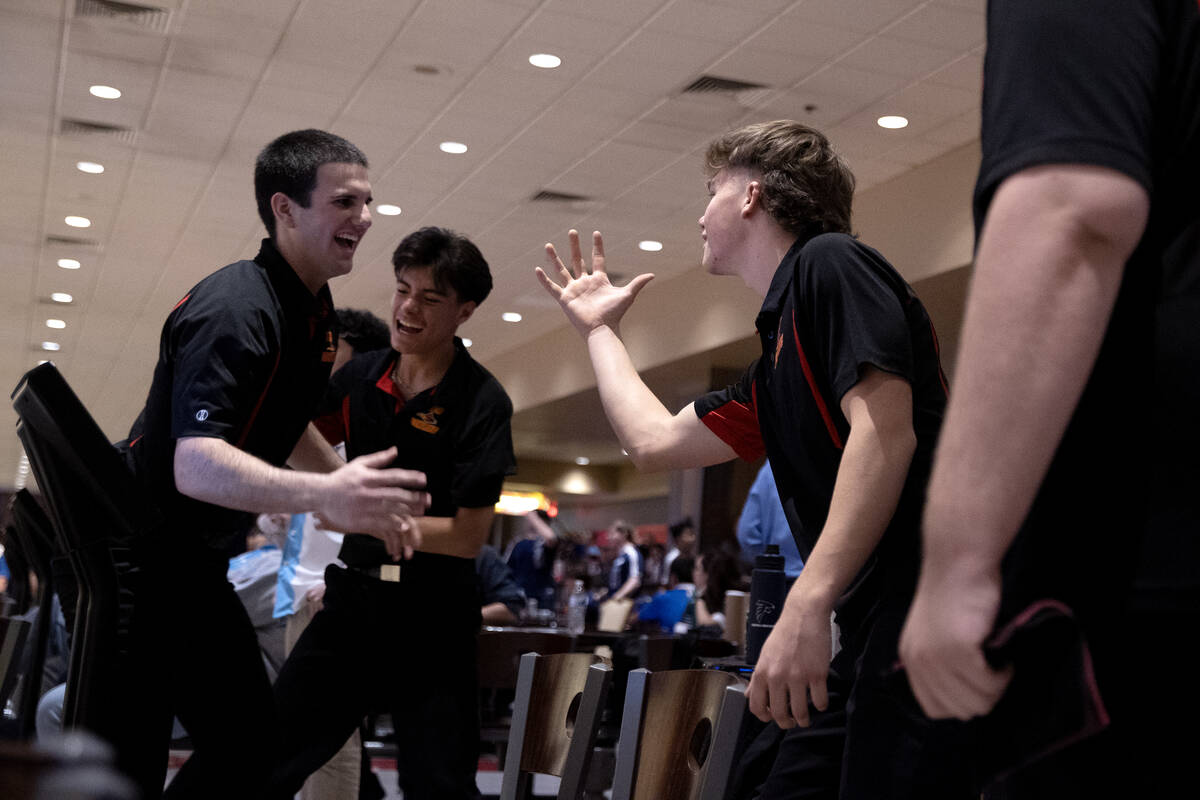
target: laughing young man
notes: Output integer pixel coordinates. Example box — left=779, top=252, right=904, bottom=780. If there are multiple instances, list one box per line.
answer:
left=117, top=129, right=427, bottom=799
left=272, top=227, right=515, bottom=800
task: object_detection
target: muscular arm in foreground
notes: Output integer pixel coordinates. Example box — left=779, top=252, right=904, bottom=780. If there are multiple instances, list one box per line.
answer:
left=899, top=165, right=1148, bottom=720
left=748, top=367, right=917, bottom=728
left=536, top=229, right=737, bottom=472
left=174, top=436, right=428, bottom=560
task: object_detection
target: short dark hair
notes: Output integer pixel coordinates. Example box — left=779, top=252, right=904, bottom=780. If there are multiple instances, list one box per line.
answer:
left=669, top=556, right=694, bottom=585
left=705, top=120, right=855, bottom=240
left=392, top=227, right=493, bottom=305
left=669, top=517, right=695, bottom=539
left=336, top=308, right=390, bottom=355
left=254, top=129, right=368, bottom=238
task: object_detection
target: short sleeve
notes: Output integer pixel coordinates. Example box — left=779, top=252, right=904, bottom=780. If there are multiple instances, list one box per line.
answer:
left=451, top=383, right=516, bottom=509
left=800, top=236, right=913, bottom=402
left=169, top=291, right=276, bottom=444
left=694, top=361, right=765, bottom=462
left=312, top=355, right=362, bottom=446
left=975, top=0, right=1158, bottom=224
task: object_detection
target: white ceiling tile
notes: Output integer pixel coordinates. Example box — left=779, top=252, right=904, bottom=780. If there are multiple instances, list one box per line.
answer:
left=790, top=0, right=926, bottom=33
left=707, top=46, right=824, bottom=89
left=840, top=35, right=961, bottom=79
left=884, top=3, right=985, bottom=49
left=925, top=50, right=984, bottom=91
left=69, top=18, right=171, bottom=64
left=746, top=17, right=866, bottom=61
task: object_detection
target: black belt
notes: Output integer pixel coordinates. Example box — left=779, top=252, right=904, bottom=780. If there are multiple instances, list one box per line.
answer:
left=344, top=562, right=402, bottom=582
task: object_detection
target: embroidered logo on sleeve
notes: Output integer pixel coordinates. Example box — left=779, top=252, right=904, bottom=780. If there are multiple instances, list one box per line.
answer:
left=195, top=409, right=209, bottom=422
left=411, top=407, right=444, bottom=434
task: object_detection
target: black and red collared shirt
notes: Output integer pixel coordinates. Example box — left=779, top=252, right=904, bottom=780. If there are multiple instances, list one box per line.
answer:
left=694, top=232, right=947, bottom=631
left=124, top=238, right=337, bottom=547
left=313, top=339, right=516, bottom=569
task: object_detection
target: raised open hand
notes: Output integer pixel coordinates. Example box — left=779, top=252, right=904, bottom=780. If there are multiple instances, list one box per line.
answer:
left=535, top=229, right=654, bottom=336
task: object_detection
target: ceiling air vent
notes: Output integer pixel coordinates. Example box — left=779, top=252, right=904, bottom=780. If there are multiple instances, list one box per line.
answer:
left=531, top=189, right=592, bottom=203
left=75, top=0, right=172, bottom=33
left=680, top=74, right=771, bottom=107
left=46, top=235, right=102, bottom=250
left=681, top=75, right=767, bottom=95
left=59, top=118, right=138, bottom=146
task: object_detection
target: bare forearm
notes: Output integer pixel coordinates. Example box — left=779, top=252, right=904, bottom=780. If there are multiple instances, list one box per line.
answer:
left=923, top=166, right=1146, bottom=573
left=175, top=436, right=329, bottom=513
left=789, top=411, right=915, bottom=614
left=413, top=506, right=495, bottom=559
left=611, top=574, right=641, bottom=601
left=287, top=423, right=346, bottom=473
left=481, top=603, right=518, bottom=625
left=585, top=326, right=734, bottom=471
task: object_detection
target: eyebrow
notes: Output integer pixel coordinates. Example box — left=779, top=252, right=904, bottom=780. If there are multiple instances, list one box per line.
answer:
left=397, top=278, right=448, bottom=297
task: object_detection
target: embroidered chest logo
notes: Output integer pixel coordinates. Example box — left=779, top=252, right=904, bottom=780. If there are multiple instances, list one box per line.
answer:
left=773, top=320, right=786, bottom=367
left=411, top=406, right=445, bottom=434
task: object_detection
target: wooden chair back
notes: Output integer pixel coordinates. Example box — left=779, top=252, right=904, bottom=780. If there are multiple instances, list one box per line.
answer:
left=611, top=668, right=747, bottom=800
left=500, top=652, right=611, bottom=800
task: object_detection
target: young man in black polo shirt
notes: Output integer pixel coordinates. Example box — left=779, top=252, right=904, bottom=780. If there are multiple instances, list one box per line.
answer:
left=537, top=120, right=969, bottom=798
left=117, top=129, right=427, bottom=799
left=271, top=226, right=515, bottom=800
left=900, top=2, right=1200, bottom=795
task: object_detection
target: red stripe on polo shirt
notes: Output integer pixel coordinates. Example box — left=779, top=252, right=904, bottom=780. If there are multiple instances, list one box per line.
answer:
left=236, top=350, right=282, bottom=448
left=171, top=293, right=191, bottom=311
left=699, top=395, right=764, bottom=462
left=791, top=310, right=844, bottom=450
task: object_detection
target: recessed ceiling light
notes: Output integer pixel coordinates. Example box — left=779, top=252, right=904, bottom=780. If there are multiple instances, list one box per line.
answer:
left=575, top=456, right=590, bottom=466
left=89, top=84, right=122, bottom=100
left=638, top=240, right=663, bottom=252
left=501, top=312, right=522, bottom=323
left=461, top=338, right=473, bottom=348
left=58, top=258, right=81, bottom=269
left=64, top=216, right=91, bottom=228
left=50, top=292, right=73, bottom=303
left=877, top=115, right=909, bottom=130
left=76, top=161, right=105, bottom=174
left=376, top=204, right=401, bottom=216
left=42, top=341, right=61, bottom=351
left=529, top=53, right=562, bottom=69
left=46, top=319, right=66, bottom=329
left=439, top=141, right=468, bottom=154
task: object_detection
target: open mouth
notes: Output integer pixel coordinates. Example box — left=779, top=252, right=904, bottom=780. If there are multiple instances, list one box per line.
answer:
left=395, top=321, right=422, bottom=335
left=334, top=233, right=358, bottom=251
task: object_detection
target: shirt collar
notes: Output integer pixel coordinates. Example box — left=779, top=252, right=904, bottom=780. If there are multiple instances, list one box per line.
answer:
left=373, top=337, right=471, bottom=404
left=254, top=238, right=333, bottom=320
left=755, top=237, right=805, bottom=335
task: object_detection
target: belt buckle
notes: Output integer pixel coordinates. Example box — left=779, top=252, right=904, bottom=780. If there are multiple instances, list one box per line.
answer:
left=380, top=564, right=401, bottom=583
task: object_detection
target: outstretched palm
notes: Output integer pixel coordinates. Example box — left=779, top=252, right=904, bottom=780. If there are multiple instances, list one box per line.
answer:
left=535, top=229, right=654, bottom=336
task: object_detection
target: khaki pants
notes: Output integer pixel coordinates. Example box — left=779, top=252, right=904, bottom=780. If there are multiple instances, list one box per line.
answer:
left=285, top=600, right=362, bottom=800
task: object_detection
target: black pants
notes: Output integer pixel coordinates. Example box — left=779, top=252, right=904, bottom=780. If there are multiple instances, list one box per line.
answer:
left=270, top=561, right=482, bottom=800
left=108, top=536, right=278, bottom=799
left=987, top=606, right=1199, bottom=798
left=742, top=599, right=976, bottom=800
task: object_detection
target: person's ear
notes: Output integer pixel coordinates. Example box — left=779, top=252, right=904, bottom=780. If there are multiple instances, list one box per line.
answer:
left=456, top=300, right=477, bottom=326
left=271, top=192, right=296, bottom=230
left=742, top=180, right=762, bottom=218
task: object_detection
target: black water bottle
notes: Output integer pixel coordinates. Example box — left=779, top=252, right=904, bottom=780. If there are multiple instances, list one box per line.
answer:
left=745, top=545, right=786, bottom=665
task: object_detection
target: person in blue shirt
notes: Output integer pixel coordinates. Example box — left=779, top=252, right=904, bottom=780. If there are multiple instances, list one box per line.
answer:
left=637, top=556, right=696, bottom=633
left=736, top=461, right=804, bottom=579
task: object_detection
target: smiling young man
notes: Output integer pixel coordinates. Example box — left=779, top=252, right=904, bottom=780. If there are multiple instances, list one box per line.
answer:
left=537, top=120, right=969, bottom=799
left=272, top=226, right=515, bottom=800
left=114, top=129, right=429, bottom=800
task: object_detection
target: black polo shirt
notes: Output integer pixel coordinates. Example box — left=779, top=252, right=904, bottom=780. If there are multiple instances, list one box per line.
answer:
left=694, top=233, right=947, bottom=631
left=125, top=238, right=337, bottom=547
left=975, top=0, right=1200, bottom=615
left=313, top=339, right=516, bottom=570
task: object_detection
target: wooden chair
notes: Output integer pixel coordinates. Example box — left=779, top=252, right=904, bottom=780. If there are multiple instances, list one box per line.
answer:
left=478, top=629, right=577, bottom=767
left=610, top=668, right=748, bottom=800
left=500, top=652, right=611, bottom=800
